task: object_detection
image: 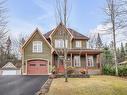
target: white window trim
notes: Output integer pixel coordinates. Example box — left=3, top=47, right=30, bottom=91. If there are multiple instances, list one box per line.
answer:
left=75, top=41, right=82, bottom=48
left=55, top=39, right=68, bottom=48
left=32, top=41, right=43, bottom=53
left=74, top=56, right=81, bottom=67
left=87, top=56, right=94, bottom=67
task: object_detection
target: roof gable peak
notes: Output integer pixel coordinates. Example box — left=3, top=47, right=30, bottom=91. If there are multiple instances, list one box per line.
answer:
left=22, top=28, right=54, bottom=52
left=49, top=22, right=73, bottom=39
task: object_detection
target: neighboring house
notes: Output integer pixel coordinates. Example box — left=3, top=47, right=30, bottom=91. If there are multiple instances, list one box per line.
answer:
left=0, top=62, right=21, bottom=75
left=22, top=23, right=102, bottom=75
left=118, top=61, right=127, bottom=65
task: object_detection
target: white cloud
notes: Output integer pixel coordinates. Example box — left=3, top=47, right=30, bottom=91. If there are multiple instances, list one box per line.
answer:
left=89, top=23, right=127, bottom=47
left=89, top=23, right=112, bottom=35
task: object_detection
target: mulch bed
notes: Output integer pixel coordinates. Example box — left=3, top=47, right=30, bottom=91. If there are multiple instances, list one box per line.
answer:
left=50, top=74, right=90, bottom=78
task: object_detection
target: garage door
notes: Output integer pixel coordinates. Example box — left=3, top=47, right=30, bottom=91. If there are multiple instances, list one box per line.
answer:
left=2, top=70, right=17, bottom=75
left=27, top=60, right=48, bottom=75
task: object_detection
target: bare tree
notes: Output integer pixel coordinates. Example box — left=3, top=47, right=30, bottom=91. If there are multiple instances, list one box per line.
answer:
left=55, top=0, right=71, bottom=26
left=12, top=33, right=26, bottom=60
left=0, top=0, right=8, bottom=45
left=104, top=0, right=124, bottom=75
left=55, top=0, right=71, bottom=82
left=88, top=34, right=96, bottom=49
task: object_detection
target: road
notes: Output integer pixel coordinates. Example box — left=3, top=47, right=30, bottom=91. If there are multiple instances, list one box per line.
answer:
left=0, top=75, right=48, bottom=95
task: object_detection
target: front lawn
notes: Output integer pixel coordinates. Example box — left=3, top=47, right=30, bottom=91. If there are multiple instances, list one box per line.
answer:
left=47, top=76, right=127, bottom=95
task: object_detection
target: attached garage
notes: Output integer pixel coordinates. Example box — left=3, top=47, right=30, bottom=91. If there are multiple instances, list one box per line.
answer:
left=27, top=60, right=49, bottom=75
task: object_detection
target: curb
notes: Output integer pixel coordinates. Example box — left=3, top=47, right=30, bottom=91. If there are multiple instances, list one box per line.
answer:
left=36, top=78, right=53, bottom=95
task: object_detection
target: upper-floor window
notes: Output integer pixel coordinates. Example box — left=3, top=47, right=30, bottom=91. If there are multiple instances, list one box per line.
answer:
left=87, top=56, right=94, bottom=67
left=33, top=41, right=42, bottom=53
left=55, top=39, right=68, bottom=48
left=76, top=41, right=82, bottom=48
left=74, top=56, right=81, bottom=67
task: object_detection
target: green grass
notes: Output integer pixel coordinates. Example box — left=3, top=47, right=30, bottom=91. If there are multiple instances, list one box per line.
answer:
left=47, top=76, right=127, bottom=95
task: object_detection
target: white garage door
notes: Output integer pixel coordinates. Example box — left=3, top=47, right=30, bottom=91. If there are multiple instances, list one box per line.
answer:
left=2, top=70, right=17, bottom=75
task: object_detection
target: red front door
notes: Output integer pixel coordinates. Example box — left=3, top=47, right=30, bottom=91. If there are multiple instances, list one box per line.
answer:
left=27, top=60, right=48, bottom=75
left=58, top=60, right=65, bottom=73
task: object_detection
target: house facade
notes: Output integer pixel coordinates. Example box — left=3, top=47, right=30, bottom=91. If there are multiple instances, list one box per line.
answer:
left=22, top=23, right=102, bottom=75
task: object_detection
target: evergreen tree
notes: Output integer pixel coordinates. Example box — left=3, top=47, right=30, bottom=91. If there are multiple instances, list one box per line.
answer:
left=103, top=46, right=113, bottom=64
left=116, top=47, right=121, bottom=63
left=6, top=36, right=12, bottom=62
left=120, top=43, right=126, bottom=62
left=125, top=43, right=127, bottom=56
left=96, top=33, right=103, bottom=49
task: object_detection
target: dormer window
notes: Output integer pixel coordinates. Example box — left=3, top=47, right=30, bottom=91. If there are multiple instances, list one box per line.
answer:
left=33, top=41, right=42, bottom=53
left=76, top=41, right=82, bottom=48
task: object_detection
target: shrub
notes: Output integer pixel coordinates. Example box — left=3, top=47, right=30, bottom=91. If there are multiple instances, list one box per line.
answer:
left=80, top=69, right=87, bottom=74
left=102, top=64, right=127, bottom=76
left=67, top=66, right=75, bottom=74
left=52, top=66, right=57, bottom=74
left=102, top=64, right=113, bottom=75
left=118, top=65, right=127, bottom=76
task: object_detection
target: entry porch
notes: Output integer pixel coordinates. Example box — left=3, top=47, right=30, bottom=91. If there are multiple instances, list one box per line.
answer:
left=52, top=49, right=102, bottom=74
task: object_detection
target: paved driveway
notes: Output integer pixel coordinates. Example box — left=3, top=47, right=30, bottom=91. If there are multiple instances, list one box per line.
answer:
left=0, top=75, right=48, bottom=95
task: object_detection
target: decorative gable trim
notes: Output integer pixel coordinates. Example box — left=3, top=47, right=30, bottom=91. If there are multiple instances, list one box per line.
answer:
left=49, top=22, right=73, bottom=40
left=22, top=28, right=54, bottom=53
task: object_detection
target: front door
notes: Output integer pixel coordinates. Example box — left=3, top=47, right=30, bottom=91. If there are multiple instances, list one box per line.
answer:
left=58, top=60, right=65, bottom=73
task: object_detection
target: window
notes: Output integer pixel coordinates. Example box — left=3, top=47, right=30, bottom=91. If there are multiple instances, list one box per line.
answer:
left=40, top=64, right=46, bottom=66
left=55, top=39, right=68, bottom=48
left=33, top=41, right=42, bottom=53
left=74, top=56, right=81, bottom=67
left=87, top=56, right=94, bottom=67
left=76, top=41, right=82, bottom=48
left=30, top=64, right=36, bottom=66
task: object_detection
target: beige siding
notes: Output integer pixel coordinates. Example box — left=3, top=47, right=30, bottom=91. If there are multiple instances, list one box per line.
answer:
left=80, top=56, right=86, bottom=67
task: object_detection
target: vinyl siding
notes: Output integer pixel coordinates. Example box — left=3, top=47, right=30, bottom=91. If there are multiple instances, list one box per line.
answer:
left=24, top=33, right=51, bottom=61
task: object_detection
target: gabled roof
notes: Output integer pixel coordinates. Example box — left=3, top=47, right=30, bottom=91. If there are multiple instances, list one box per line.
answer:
left=1, top=62, right=17, bottom=70
left=44, top=24, right=89, bottom=40
left=68, top=28, right=89, bottom=40
left=22, top=28, right=54, bottom=52
left=48, top=22, right=73, bottom=39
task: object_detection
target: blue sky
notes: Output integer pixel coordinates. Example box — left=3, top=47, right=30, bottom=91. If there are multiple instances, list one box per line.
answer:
left=8, top=0, right=105, bottom=38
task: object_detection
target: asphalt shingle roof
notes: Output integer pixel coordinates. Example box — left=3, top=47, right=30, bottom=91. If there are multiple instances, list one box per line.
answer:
left=44, top=28, right=89, bottom=40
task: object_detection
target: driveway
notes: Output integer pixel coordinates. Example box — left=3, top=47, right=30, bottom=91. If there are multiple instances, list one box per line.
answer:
left=0, top=75, right=48, bottom=95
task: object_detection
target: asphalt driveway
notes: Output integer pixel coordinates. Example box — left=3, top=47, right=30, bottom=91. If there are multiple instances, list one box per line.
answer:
left=0, top=75, right=48, bottom=95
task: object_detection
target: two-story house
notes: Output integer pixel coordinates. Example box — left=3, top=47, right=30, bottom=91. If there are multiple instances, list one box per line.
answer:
left=22, top=23, right=102, bottom=75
